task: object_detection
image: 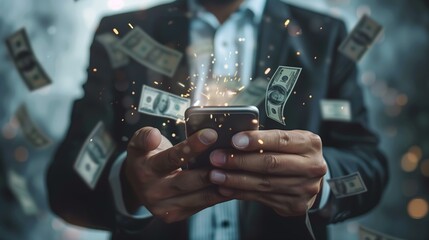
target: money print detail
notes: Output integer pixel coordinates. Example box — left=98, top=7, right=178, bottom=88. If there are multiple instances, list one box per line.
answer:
left=8, top=170, right=39, bottom=215
left=359, top=225, right=404, bottom=240
left=5, top=28, right=52, bottom=90
left=139, top=85, right=190, bottom=120
left=338, top=15, right=383, bottom=62
left=119, top=27, right=183, bottom=77
left=328, top=172, right=367, bottom=198
left=15, top=104, right=51, bottom=148
left=265, top=66, right=302, bottom=125
left=229, top=78, right=268, bottom=106
left=74, top=121, right=116, bottom=189
left=96, top=32, right=130, bottom=68
left=320, top=99, right=352, bottom=122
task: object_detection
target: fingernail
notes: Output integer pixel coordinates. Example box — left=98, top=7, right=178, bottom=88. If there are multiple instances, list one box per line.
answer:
left=198, top=129, right=217, bottom=145
left=232, top=133, right=249, bottom=149
left=210, top=150, right=226, bottom=166
left=219, top=187, right=234, bottom=197
left=210, top=170, right=226, bottom=184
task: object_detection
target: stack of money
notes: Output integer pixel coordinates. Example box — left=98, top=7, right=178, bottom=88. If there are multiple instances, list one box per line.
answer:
left=338, top=15, right=383, bottom=62
left=5, top=28, right=52, bottom=90
left=138, top=85, right=190, bottom=120
left=119, top=27, right=183, bottom=77
left=74, top=122, right=116, bottom=189
left=265, top=66, right=302, bottom=125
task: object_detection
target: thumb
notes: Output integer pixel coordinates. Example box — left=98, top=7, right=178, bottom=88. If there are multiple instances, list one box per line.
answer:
left=128, top=127, right=162, bottom=153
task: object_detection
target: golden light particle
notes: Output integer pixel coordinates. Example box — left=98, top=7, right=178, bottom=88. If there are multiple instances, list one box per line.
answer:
left=252, top=119, right=259, bottom=124
left=420, top=160, right=429, bottom=177
left=296, top=51, right=301, bottom=56
left=284, top=19, right=290, bottom=27
left=172, top=133, right=176, bottom=137
left=112, top=28, right=119, bottom=35
left=92, top=68, right=97, bottom=72
left=258, top=139, right=264, bottom=145
left=401, top=152, right=419, bottom=172
left=259, top=149, right=264, bottom=153
left=408, top=198, right=428, bottom=219
left=265, top=68, right=271, bottom=75
left=128, top=23, right=134, bottom=29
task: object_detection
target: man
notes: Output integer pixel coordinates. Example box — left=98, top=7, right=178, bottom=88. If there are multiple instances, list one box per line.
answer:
left=47, top=0, right=389, bottom=239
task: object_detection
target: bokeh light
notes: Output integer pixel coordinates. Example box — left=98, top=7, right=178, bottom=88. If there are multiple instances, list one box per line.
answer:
left=407, top=198, right=429, bottom=219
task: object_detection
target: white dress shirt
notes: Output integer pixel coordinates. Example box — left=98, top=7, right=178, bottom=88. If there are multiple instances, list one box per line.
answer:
left=109, top=0, right=331, bottom=239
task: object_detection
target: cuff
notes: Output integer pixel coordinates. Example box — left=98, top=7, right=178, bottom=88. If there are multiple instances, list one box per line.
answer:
left=109, top=152, right=153, bottom=219
left=311, top=162, right=332, bottom=211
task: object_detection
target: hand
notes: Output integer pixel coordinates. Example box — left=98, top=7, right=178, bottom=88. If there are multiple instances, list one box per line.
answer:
left=209, top=130, right=327, bottom=217
left=123, top=127, right=231, bottom=223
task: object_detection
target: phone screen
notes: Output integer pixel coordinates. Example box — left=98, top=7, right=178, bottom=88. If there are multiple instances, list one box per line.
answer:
left=185, top=106, right=259, bottom=168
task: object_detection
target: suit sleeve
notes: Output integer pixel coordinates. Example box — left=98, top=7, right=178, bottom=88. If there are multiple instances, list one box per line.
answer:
left=47, top=16, right=125, bottom=230
left=311, top=20, right=389, bottom=224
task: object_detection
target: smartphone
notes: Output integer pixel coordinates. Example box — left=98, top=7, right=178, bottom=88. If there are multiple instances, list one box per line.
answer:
left=185, top=106, right=259, bottom=168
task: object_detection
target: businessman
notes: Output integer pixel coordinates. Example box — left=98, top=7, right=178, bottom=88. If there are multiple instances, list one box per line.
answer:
left=47, top=0, right=389, bottom=239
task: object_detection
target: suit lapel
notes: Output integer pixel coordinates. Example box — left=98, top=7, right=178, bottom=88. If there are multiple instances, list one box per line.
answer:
left=252, top=0, right=292, bottom=130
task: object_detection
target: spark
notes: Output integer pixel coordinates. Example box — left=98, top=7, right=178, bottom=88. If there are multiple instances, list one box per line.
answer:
left=296, top=51, right=301, bottom=56
left=162, top=122, right=166, bottom=126
left=309, top=95, right=313, bottom=99
left=238, top=86, right=245, bottom=91
left=230, top=154, right=234, bottom=158
left=154, top=81, right=159, bottom=85
left=128, top=23, right=134, bottom=29
left=252, top=119, right=259, bottom=124
left=210, top=114, right=213, bottom=119
left=172, top=133, right=176, bottom=137
left=284, top=19, right=290, bottom=27
left=180, top=157, right=185, bottom=162
left=265, top=68, right=271, bottom=75
left=259, top=149, right=264, bottom=153
left=112, top=28, right=119, bottom=35
left=258, top=139, right=264, bottom=145
left=218, top=124, right=222, bottom=128
left=92, top=68, right=97, bottom=72
left=131, top=91, right=135, bottom=95
left=178, top=82, right=185, bottom=87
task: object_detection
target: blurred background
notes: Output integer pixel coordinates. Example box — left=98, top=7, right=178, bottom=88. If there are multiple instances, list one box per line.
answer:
left=0, top=0, right=428, bottom=239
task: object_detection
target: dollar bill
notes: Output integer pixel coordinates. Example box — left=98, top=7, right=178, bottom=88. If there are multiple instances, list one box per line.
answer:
left=327, top=172, right=367, bottom=198
left=15, top=104, right=51, bottom=148
left=320, top=99, right=351, bottom=121
left=5, top=28, right=52, bottom=90
left=74, top=121, right=116, bottom=189
left=229, top=78, right=268, bottom=106
left=359, top=225, right=404, bottom=240
left=96, top=32, right=129, bottom=69
left=119, top=27, right=183, bottom=77
left=139, top=85, right=190, bottom=120
left=338, top=15, right=383, bottom=62
left=265, top=66, right=302, bottom=125
left=7, top=170, right=39, bottom=215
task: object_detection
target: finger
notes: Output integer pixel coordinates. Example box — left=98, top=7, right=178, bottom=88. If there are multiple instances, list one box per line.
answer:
left=128, top=127, right=162, bottom=153
left=148, top=128, right=217, bottom=175
left=149, top=169, right=213, bottom=199
left=218, top=188, right=309, bottom=216
left=210, top=150, right=327, bottom=177
left=152, top=188, right=231, bottom=223
left=209, top=169, right=320, bottom=196
left=231, top=129, right=322, bottom=154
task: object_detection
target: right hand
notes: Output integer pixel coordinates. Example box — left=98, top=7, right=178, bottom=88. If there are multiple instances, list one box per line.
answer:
left=123, top=127, right=231, bottom=223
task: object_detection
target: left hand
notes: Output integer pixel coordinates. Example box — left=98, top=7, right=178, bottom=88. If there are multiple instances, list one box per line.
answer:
left=209, top=129, right=327, bottom=217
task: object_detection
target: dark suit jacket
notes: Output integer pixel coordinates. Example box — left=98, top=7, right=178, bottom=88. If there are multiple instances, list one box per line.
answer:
left=47, top=0, right=389, bottom=239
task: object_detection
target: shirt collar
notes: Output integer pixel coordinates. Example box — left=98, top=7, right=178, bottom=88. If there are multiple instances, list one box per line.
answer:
left=188, top=0, right=267, bottom=25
